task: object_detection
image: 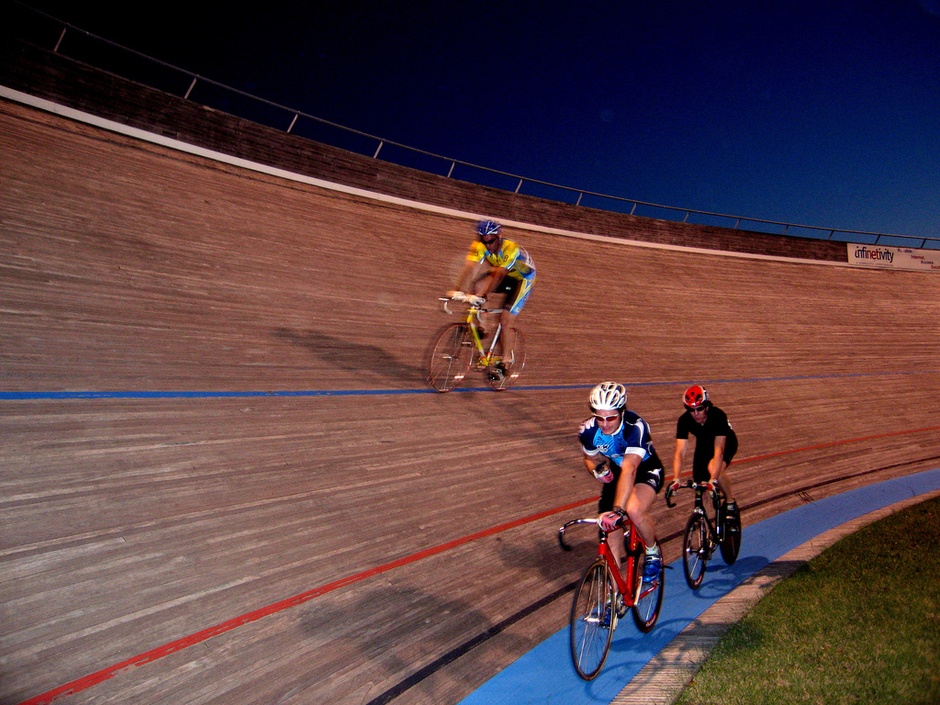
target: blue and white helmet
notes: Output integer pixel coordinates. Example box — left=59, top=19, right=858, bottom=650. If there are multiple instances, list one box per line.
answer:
left=589, top=382, right=627, bottom=412
left=476, top=219, right=502, bottom=239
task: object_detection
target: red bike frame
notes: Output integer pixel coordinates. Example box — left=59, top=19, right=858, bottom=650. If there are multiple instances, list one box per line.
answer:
left=558, top=515, right=655, bottom=608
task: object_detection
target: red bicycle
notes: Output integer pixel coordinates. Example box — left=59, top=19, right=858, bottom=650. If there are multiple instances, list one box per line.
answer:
left=558, top=513, right=665, bottom=680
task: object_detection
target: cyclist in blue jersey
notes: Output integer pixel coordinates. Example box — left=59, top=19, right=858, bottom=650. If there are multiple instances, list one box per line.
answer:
left=445, top=220, right=535, bottom=377
left=577, top=382, right=665, bottom=583
left=670, top=384, right=739, bottom=519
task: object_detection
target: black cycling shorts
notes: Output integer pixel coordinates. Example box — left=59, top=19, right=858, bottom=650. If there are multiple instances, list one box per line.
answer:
left=691, top=435, right=738, bottom=483
left=598, top=455, right=665, bottom=512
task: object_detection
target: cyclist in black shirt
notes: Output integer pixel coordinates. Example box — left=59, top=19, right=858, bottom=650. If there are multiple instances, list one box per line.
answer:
left=670, top=385, right=738, bottom=518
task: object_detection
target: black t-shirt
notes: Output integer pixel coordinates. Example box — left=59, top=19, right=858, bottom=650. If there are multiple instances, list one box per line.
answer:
left=676, top=406, right=738, bottom=472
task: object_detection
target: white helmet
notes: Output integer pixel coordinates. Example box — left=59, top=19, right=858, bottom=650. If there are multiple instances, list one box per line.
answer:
left=589, top=382, right=627, bottom=412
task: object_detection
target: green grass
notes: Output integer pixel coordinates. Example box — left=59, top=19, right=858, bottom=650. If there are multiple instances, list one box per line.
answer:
left=673, top=495, right=940, bottom=705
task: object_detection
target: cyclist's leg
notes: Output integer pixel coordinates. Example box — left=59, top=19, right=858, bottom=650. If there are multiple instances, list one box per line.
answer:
left=628, top=467, right=665, bottom=627
left=498, top=309, right=518, bottom=368
left=714, top=461, right=734, bottom=502
left=469, top=266, right=498, bottom=335
left=625, top=483, right=658, bottom=549
left=692, top=462, right=713, bottom=496
left=716, top=436, right=738, bottom=504
left=626, top=458, right=664, bottom=548
left=716, top=443, right=741, bottom=561
left=598, top=472, right=625, bottom=567
left=501, top=276, right=533, bottom=369
left=630, top=461, right=665, bottom=583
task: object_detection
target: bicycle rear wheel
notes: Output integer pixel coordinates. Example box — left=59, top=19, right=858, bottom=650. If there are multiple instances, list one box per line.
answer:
left=427, top=323, right=474, bottom=392
left=683, top=512, right=709, bottom=589
left=569, top=559, right=617, bottom=680
left=631, top=553, right=665, bottom=632
left=720, top=510, right=742, bottom=565
left=487, top=328, right=527, bottom=391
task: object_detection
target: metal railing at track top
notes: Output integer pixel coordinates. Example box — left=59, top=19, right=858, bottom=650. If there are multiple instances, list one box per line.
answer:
left=8, top=2, right=938, bottom=250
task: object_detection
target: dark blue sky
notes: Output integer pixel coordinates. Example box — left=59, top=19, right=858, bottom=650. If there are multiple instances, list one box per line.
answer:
left=25, top=1, right=940, bottom=241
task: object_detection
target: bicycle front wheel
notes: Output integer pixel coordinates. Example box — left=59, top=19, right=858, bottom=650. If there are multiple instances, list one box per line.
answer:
left=426, top=323, right=474, bottom=392
left=631, top=553, right=665, bottom=632
left=569, top=559, right=617, bottom=680
left=683, top=512, right=709, bottom=589
left=720, top=510, right=742, bottom=565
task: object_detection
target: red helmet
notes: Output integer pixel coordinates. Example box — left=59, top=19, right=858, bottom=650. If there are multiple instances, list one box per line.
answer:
left=683, top=384, right=709, bottom=410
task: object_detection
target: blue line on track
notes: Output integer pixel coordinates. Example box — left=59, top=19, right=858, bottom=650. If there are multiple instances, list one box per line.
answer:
left=457, top=468, right=940, bottom=705
left=0, top=385, right=591, bottom=400
left=0, top=390, right=430, bottom=400
left=2, top=370, right=935, bottom=401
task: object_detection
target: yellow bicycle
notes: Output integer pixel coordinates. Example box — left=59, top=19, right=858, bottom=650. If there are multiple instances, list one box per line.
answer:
left=426, top=297, right=527, bottom=392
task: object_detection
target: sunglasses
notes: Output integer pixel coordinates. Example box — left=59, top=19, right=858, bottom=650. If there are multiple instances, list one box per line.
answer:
left=481, top=235, right=499, bottom=245
left=594, top=413, right=620, bottom=423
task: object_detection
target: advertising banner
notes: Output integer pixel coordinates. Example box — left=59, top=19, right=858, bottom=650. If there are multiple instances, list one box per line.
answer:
left=847, top=244, right=940, bottom=272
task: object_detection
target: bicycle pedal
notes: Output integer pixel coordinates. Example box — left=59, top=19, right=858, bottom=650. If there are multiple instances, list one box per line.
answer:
left=615, top=594, right=627, bottom=618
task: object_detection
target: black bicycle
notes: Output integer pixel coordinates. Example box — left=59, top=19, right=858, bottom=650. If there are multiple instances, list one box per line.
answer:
left=665, top=480, right=742, bottom=590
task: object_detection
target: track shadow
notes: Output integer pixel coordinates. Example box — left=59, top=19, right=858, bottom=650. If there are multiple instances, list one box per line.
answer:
left=285, top=583, right=536, bottom=705
left=675, top=555, right=767, bottom=599
left=274, top=326, right=425, bottom=384
left=494, top=528, right=592, bottom=583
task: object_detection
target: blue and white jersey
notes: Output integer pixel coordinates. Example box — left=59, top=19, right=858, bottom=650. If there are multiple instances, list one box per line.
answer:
left=578, top=410, right=657, bottom=468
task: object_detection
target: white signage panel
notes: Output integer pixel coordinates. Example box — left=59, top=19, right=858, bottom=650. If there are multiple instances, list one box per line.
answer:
left=847, top=244, right=940, bottom=272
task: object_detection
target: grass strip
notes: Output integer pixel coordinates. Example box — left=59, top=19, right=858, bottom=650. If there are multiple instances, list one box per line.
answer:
left=674, top=495, right=940, bottom=705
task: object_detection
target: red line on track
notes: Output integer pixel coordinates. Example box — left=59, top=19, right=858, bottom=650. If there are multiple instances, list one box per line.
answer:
left=20, top=424, right=940, bottom=704
left=735, top=425, right=940, bottom=465
left=19, top=498, right=596, bottom=704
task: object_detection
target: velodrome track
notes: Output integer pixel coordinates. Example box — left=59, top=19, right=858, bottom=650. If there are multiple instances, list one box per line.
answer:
left=2, top=93, right=939, bottom=705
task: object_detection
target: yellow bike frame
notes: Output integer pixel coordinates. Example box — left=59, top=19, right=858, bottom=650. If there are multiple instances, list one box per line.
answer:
left=444, top=298, right=505, bottom=369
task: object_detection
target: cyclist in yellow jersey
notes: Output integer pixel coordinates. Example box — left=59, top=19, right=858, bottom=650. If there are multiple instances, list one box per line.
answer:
left=445, top=220, right=535, bottom=374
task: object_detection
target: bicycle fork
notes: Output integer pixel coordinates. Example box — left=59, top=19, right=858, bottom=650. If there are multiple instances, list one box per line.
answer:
left=697, top=506, right=721, bottom=558
left=621, top=525, right=651, bottom=605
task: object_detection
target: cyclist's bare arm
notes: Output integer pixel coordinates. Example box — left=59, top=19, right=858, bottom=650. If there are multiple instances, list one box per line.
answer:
left=583, top=452, right=604, bottom=474
left=582, top=453, right=613, bottom=483
left=476, top=265, right=508, bottom=297
left=449, top=260, right=481, bottom=295
left=672, top=438, right=688, bottom=483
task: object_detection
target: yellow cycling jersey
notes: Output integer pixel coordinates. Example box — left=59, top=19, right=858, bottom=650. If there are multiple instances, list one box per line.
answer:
left=466, top=239, right=536, bottom=280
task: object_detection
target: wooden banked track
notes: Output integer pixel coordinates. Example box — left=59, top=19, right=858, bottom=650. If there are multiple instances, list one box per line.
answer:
left=2, top=67, right=939, bottom=705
